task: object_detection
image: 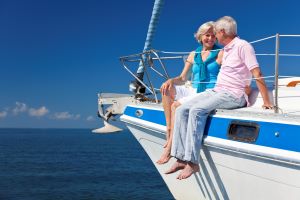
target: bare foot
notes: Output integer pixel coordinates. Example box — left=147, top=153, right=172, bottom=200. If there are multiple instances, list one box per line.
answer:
left=165, top=160, right=186, bottom=174
left=156, top=149, right=171, bottom=164
left=177, top=162, right=199, bottom=180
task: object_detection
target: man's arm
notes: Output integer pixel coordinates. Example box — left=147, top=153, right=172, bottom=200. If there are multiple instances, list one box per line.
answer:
left=251, top=67, right=273, bottom=109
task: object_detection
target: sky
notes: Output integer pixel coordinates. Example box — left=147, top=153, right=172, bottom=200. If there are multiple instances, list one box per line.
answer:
left=0, top=0, right=299, bottom=128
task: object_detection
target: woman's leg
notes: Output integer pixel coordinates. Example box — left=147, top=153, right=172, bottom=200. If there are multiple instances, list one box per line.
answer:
left=157, top=101, right=181, bottom=164
left=161, top=87, right=175, bottom=148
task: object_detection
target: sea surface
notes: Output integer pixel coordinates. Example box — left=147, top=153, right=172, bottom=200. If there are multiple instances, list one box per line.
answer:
left=0, top=128, right=174, bottom=200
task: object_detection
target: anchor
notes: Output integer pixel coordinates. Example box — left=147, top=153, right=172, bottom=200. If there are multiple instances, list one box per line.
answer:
left=92, top=93, right=135, bottom=133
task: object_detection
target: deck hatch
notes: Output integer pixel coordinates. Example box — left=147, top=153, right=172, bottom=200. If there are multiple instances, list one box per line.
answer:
left=227, top=120, right=260, bottom=143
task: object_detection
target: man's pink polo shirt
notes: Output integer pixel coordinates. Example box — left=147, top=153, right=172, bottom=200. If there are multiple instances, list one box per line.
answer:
left=214, top=37, right=258, bottom=98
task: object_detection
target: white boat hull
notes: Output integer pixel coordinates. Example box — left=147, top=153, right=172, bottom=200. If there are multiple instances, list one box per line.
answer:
left=96, top=77, right=300, bottom=199
left=122, top=111, right=300, bottom=200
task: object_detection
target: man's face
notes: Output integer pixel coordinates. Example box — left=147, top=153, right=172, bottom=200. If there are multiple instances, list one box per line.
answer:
left=215, top=29, right=224, bottom=45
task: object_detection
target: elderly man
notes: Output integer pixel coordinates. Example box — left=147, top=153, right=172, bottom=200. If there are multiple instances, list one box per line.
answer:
left=166, top=16, right=273, bottom=180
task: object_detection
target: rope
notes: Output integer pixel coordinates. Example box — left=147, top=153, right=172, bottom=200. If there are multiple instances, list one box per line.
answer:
left=189, top=75, right=275, bottom=85
left=256, top=53, right=300, bottom=57
left=158, top=34, right=300, bottom=56
left=160, top=48, right=221, bottom=55
left=249, top=35, right=276, bottom=44
left=187, top=75, right=300, bottom=87
left=136, top=0, right=164, bottom=74
left=143, top=0, right=165, bottom=51
left=161, top=51, right=300, bottom=57
left=280, top=34, right=300, bottom=37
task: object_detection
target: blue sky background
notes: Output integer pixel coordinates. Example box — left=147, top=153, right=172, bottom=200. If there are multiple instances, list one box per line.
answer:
left=0, top=0, right=299, bottom=128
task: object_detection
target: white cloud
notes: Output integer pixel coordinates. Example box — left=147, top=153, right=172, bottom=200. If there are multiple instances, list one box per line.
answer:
left=28, top=106, right=49, bottom=117
left=53, top=112, right=80, bottom=120
left=13, top=102, right=27, bottom=115
left=86, top=115, right=95, bottom=121
left=0, top=111, right=7, bottom=118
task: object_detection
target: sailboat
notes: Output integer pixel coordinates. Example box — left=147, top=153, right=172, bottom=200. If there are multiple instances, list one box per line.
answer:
left=94, top=0, right=300, bottom=199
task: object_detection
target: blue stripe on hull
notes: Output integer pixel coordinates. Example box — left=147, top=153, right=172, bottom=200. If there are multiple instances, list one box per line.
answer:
left=206, top=117, right=300, bottom=153
left=124, top=106, right=166, bottom=126
left=124, top=106, right=300, bottom=153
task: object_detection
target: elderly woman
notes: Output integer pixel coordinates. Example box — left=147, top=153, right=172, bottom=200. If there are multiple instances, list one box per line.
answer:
left=157, top=21, right=223, bottom=164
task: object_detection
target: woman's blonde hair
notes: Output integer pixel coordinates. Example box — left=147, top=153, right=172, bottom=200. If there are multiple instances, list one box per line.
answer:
left=194, top=21, right=215, bottom=43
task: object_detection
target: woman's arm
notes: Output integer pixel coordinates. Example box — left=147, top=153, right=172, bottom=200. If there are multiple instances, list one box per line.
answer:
left=160, top=52, right=195, bottom=95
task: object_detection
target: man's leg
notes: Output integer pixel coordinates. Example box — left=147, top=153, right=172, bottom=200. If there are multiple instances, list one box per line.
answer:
left=178, top=90, right=246, bottom=179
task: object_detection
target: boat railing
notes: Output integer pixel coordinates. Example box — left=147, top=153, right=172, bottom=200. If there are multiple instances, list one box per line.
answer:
left=252, top=34, right=300, bottom=113
left=120, top=49, right=187, bottom=103
left=120, top=34, right=300, bottom=112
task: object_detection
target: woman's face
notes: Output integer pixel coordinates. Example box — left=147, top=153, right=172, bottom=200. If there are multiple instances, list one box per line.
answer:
left=200, top=28, right=216, bottom=49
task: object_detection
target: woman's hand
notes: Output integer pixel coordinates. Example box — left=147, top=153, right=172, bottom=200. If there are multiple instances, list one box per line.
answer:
left=160, top=79, right=173, bottom=96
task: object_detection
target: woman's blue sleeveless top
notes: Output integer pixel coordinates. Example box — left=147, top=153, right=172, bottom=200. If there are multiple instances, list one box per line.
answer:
left=191, top=45, right=220, bottom=92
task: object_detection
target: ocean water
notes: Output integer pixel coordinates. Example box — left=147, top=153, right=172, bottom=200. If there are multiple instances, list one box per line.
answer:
left=0, top=128, right=174, bottom=200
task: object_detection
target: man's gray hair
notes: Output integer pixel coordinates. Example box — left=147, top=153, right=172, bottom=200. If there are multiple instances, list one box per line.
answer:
left=214, top=16, right=237, bottom=37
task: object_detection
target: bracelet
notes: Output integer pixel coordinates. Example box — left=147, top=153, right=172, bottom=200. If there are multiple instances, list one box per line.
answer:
left=186, top=59, right=193, bottom=65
